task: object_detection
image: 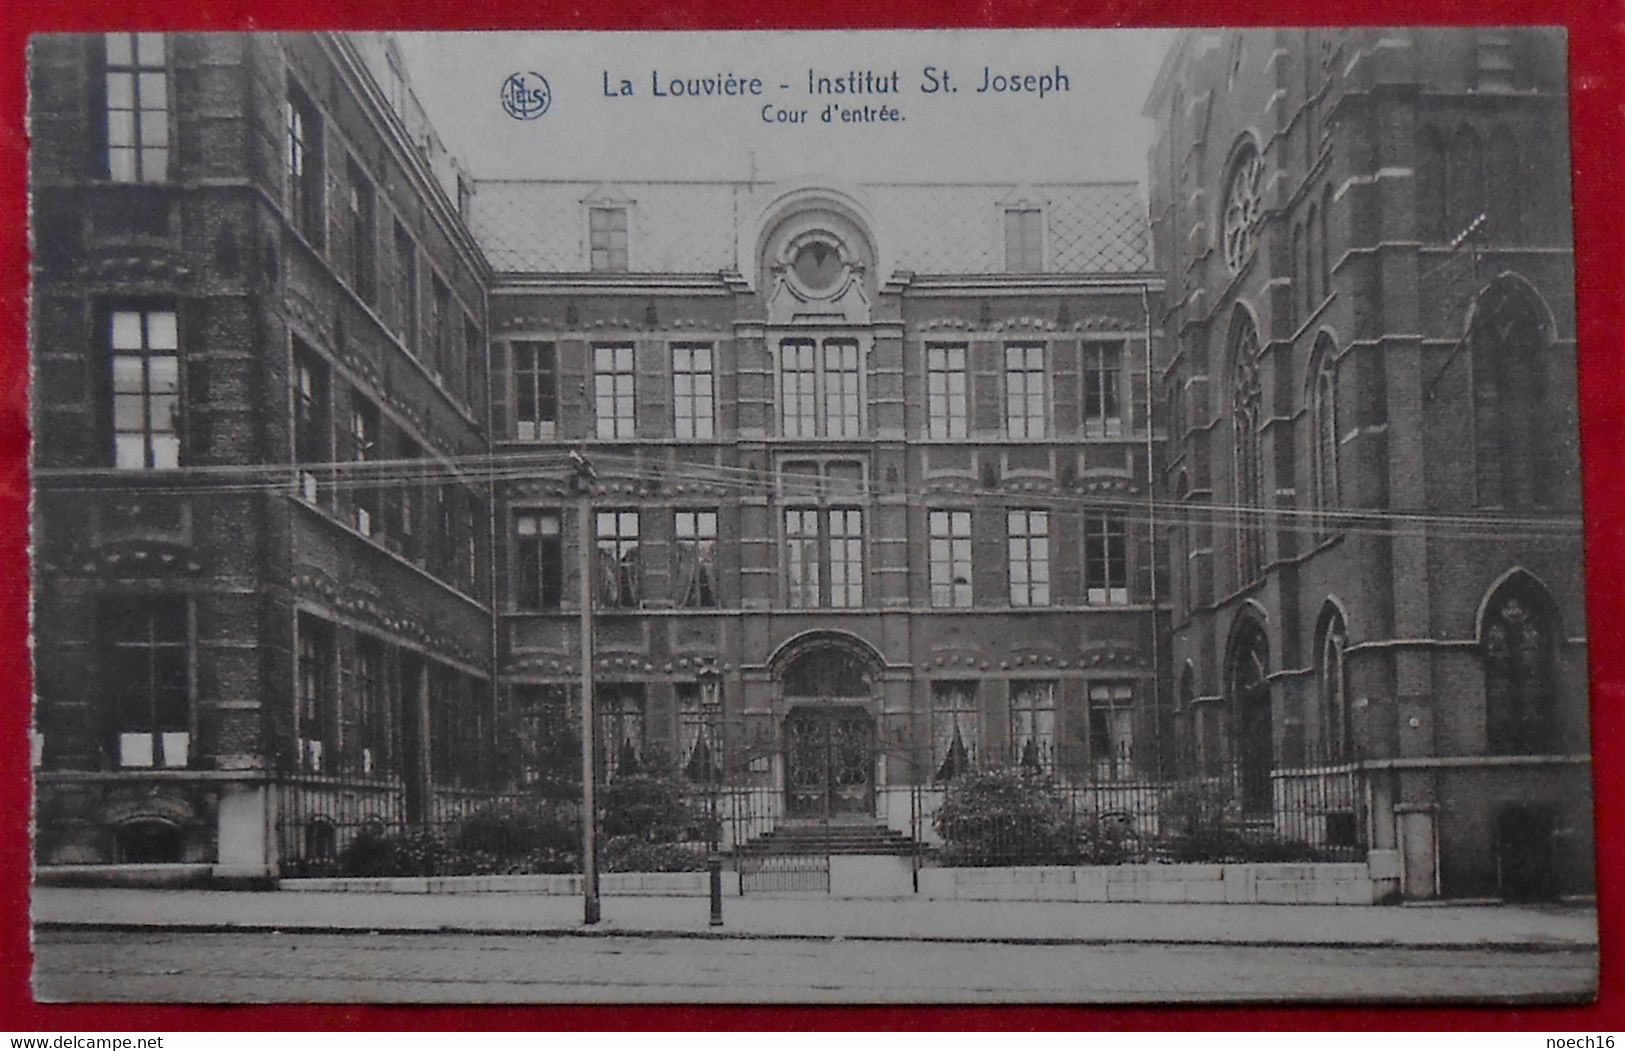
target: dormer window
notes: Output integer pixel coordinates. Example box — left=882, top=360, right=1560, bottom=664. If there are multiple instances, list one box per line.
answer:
left=589, top=206, right=628, bottom=272
left=1004, top=206, right=1044, bottom=272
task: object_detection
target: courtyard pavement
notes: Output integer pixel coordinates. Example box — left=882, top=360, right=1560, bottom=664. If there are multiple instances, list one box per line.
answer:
left=30, top=886, right=1598, bottom=950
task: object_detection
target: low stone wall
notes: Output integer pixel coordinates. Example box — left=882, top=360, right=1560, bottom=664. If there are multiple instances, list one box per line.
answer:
left=917, top=861, right=1386, bottom=905
left=278, top=871, right=739, bottom=896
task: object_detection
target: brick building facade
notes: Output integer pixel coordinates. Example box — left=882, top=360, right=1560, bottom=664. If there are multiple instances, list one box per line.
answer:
left=30, top=33, right=495, bottom=868
left=471, top=177, right=1166, bottom=833
left=1145, top=28, right=1592, bottom=898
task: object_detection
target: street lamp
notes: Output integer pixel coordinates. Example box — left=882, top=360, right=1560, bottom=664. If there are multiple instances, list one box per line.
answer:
left=697, top=662, right=724, bottom=927
left=571, top=450, right=600, bottom=926
left=696, top=662, right=724, bottom=853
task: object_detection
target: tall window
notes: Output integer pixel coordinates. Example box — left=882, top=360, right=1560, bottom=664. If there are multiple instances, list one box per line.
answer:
left=1472, top=281, right=1554, bottom=509
left=514, top=510, right=563, bottom=610
left=1004, top=343, right=1047, bottom=438
left=1447, top=126, right=1486, bottom=240
left=1089, top=682, right=1136, bottom=780
left=678, top=681, right=722, bottom=782
left=1318, top=612, right=1350, bottom=761
left=103, top=597, right=188, bottom=769
left=929, top=509, right=973, bottom=608
left=436, top=483, right=457, bottom=573
left=513, top=341, right=557, bottom=440
left=1319, top=184, right=1334, bottom=301
left=781, top=339, right=818, bottom=438
left=103, top=33, right=168, bottom=183
left=393, top=223, right=417, bottom=353
left=1004, top=207, right=1043, bottom=272
left=1010, top=681, right=1055, bottom=771
left=1483, top=579, right=1556, bottom=755
left=595, top=511, right=641, bottom=608
left=593, top=344, right=636, bottom=439
left=396, top=437, right=420, bottom=561
left=1304, top=202, right=1319, bottom=317
left=296, top=617, right=334, bottom=772
left=931, top=682, right=980, bottom=781
left=1229, top=311, right=1265, bottom=583
left=110, top=307, right=180, bottom=470
left=350, top=394, right=378, bottom=536
left=430, top=276, right=451, bottom=377
left=462, top=315, right=481, bottom=406
left=674, top=510, right=719, bottom=609
left=347, top=157, right=377, bottom=304
left=464, top=492, right=480, bottom=589
left=779, top=338, right=865, bottom=438
left=589, top=206, right=629, bottom=272
left=926, top=343, right=969, bottom=439
left=285, top=84, right=324, bottom=246
left=292, top=343, right=329, bottom=506
left=782, top=461, right=864, bottom=608
left=597, top=684, right=645, bottom=778
left=672, top=343, right=715, bottom=439
left=1084, top=515, right=1129, bottom=605
left=1007, top=509, right=1051, bottom=607
left=823, top=340, right=862, bottom=437
left=782, top=507, right=865, bottom=609
left=785, top=508, right=821, bottom=608
left=1083, top=342, right=1124, bottom=437
left=827, top=508, right=864, bottom=608
left=1418, top=125, right=1448, bottom=243
left=1311, top=338, right=1340, bottom=536
left=353, top=637, right=387, bottom=775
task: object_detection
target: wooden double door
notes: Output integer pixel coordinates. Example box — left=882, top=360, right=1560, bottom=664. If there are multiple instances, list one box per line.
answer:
left=784, top=706, right=874, bottom=819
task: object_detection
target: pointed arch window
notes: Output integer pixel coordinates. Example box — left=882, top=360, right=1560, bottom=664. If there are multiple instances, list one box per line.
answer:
left=1487, top=125, right=1524, bottom=243
left=1229, top=311, right=1265, bottom=584
left=1311, top=335, right=1340, bottom=537
left=1482, top=578, right=1556, bottom=755
left=1447, top=126, right=1486, bottom=238
left=1418, top=125, right=1447, bottom=243
left=1319, top=184, right=1334, bottom=301
left=1470, top=281, right=1553, bottom=509
left=1317, top=610, right=1350, bottom=761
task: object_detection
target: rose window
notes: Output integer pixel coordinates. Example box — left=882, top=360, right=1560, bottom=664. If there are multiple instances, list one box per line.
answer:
left=1222, top=145, right=1265, bottom=274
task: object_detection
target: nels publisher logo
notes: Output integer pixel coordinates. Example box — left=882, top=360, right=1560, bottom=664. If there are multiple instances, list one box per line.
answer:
left=501, top=71, right=552, bottom=120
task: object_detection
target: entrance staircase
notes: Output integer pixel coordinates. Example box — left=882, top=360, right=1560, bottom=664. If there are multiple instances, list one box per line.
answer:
left=734, top=821, right=919, bottom=857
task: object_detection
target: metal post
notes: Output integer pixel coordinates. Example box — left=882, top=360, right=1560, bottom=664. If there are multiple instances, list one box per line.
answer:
left=708, top=853, right=724, bottom=926
left=574, top=452, right=600, bottom=926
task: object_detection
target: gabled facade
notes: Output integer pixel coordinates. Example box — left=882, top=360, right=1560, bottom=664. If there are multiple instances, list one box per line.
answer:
left=475, top=178, right=1166, bottom=831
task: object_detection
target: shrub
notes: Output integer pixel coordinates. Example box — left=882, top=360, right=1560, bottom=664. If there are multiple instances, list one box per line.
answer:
left=453, top=799, right=579, bottom=860
left=602, top=771, right=701, bottom=842
left=933, top=765, right=1074, bottom=867
left=600, top=835, right=708, bottom=873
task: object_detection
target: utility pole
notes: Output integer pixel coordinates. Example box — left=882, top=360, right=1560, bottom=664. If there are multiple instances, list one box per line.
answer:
left=571, top=449, right=600, bottom=925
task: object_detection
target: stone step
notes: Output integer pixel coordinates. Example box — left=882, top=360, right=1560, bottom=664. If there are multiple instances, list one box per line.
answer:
left=734, top=823, right=920, bottom=856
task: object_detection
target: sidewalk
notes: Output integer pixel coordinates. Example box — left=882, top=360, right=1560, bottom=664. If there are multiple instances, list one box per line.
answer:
left=31, top=886, right=1598, bottom=950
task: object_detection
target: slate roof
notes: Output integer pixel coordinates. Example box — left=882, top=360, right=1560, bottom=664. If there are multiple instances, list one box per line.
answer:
left=468, top=180, right=1150, bottom=276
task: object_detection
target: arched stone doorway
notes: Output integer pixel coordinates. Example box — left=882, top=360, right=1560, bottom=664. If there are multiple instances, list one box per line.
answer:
left=773, top=634, right=882, bottom=819
left=1226, top=616, right=1273, bottom=815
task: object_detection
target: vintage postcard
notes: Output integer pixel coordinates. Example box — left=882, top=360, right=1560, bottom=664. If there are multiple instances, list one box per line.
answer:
left=26, top=28, right=1597, bottom=1003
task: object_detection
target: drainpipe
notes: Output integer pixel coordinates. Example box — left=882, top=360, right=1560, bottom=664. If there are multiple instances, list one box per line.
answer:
left=1141, top=282, right=1165, bottom=777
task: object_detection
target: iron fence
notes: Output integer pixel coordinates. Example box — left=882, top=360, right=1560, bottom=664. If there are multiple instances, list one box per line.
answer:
left=274, top=774, right=711, bottom=878
left=273, top=739, right=1371, bottom=877
left=927, top=744, right=1370, bottom=867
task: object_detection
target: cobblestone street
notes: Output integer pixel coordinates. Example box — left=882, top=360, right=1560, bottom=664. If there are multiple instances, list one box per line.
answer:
left=31, top=929, right=1598, bottom=1004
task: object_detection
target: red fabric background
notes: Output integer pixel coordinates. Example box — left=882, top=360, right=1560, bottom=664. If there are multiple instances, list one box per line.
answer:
left=0, top=0, right=1619, bottom=1029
